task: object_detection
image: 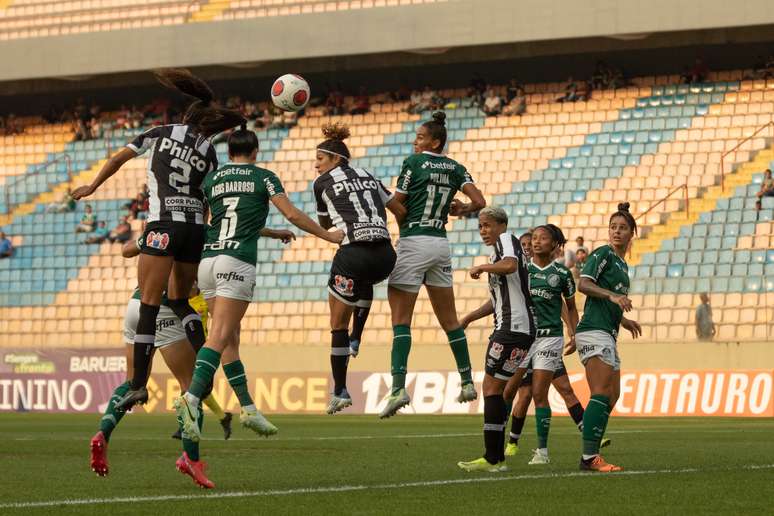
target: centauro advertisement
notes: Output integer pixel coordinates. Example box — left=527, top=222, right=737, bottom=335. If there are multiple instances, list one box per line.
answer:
left=1, top=349, right=772, bottom=417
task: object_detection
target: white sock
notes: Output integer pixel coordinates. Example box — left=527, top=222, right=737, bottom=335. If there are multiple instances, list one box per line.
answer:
left=243, top=403, right=257, bottom=412
left=538, top=448, right=548, bottom=455
left=582, top=454, right=598, bottom=461
left=184, top=392, right=200, bottom=406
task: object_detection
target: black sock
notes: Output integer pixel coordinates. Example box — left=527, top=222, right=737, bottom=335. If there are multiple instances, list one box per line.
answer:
left=330, top=329, right=350, bottom=396
left=509, top=415, right=526, bottom=444
left=350, top=301, right=372, bottom=343
left=167, top=298, right=205, bottom=351
left=568, top=402, right=585, bottom=431
left=132, top=303, right=160, bottom=389
left=483, top=395, right=506, bottom=464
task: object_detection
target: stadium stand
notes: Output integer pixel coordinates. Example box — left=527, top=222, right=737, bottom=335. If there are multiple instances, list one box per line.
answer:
left=0, top=0, right=447, bottom=40
left=0, top=73, right=772, bottom=349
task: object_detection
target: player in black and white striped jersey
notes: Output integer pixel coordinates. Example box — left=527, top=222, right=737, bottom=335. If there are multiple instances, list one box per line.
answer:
left=72, top=69, right=246, bottom=411
left=312, top=123, right=406, bottom=414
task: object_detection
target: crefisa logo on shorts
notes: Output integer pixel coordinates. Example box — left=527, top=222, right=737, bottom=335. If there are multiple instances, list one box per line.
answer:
left=216, top=271, right=245, bottom=282
left=333, top=275, right=354, bottom=295
left=146, top=231, right=169, bottom=250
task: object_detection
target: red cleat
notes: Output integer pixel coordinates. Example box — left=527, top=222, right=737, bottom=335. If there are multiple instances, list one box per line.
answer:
left=175, top=452, right=215, bottom=489
left=90, top=431, right=109, bottom=477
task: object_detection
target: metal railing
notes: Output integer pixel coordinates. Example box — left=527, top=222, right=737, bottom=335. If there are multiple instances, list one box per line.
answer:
left=636, top=183, right=690, bottom=223
left=2, top=154, right=72, bottom=214
left=720, top=120, right=774, bottom=192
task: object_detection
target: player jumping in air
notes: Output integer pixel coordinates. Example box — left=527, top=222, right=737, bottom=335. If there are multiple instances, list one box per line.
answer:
left=381, top=111, right=486, bottom=418
left=576, top=202, right=641, bottom=472
left=457, top=207, right=535, bottom=472
left=174, top=127, right=343, bottom=486
left=311, top=124, right=405, bottom=414
left=72, top=69, right=246, bottom=410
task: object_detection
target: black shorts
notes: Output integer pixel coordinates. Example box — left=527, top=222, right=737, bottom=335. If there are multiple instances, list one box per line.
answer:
left=328, top=240, right=396, bottom=306
left=140, top=221, right=205, bottom=263
left=521, top=359, right=568, bottom=386
left=485, top=333, right=532, bottom=381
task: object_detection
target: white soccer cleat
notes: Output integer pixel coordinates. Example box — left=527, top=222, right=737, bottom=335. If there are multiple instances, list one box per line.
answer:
left=528, top=448, right=550, bottom=465
left=379, top=388, right=410, bottom=419
left=326, top=389, right=353, bottom=415
left=240, top=408, right=278, bottom=437
left=173, top=396, right=201, bottom=442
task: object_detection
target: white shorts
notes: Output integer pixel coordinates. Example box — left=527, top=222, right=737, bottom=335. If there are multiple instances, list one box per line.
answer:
left=530, top=336, right=564, bottom=372
left=198, top=255, right=256, bottom=302
left=123, top=299, right=184, bottom=348
left=388, top=236, right=453, bottom=293
left=576, top=330, right=620, bottom=371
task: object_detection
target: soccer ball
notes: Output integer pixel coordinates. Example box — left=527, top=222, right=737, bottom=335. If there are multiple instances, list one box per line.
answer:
left=271, top=74, right=310, bottom=112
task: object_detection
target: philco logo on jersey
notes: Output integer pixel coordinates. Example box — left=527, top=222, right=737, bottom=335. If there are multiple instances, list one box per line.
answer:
left=146, top=231, right=169, bottom=250
left=216, top=272, right=245, bottom=282
left=333, top=275, right=354, bottom=296
left=332, top=178, right=379, bottom=197
left=158, top=137, right=209, bottom=172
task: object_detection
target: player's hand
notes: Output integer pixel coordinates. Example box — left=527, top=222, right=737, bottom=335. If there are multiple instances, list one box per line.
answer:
left=448, top=199, right=465, bottom=217
left=460, top=316, right=471, bottom=330
left=622, top=318, right=642, bottom=339
left=609, top=293, right=633, bottom=312
left=327, top=228, right=345, bottom=244
left=71, top=184, right=96, bottom=200
left=563, top=335, right=576, bottom=355
left=273, top=230, right=296, bottom=244
left=469, top=265, right=484, bottom=279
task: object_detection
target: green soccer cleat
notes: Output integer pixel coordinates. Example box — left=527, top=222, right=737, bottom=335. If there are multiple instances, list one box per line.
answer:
left=528, top=448, right=550, bottom=465
left=601, top=437, right=612, bottom=449
left=240, top=408, right=278, bottom=436
left=378, top=388, right=410, bottom=419
left=504, top=442, right=519, bottom=457
left=173, top=396, right=201, bottom=442
left=456, top=383, right=478, bottom=403
left=457, top=457, right=508, bottom=473
left=326, top=389, right=353, bottom=415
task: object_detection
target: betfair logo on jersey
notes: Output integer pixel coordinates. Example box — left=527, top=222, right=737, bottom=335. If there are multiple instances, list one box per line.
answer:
left=158, top=137, right=209, bottom=172
left=216, top=272, right=245, bottom=282
left=420, top=160, right=456, bottom=171
left=332, top=178, right=379, bottom=197
left=531, top=288, right=554, bottom=300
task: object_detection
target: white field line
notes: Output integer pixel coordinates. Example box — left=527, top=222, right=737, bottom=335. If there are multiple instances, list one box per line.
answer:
left=2, top=464, right=773, bottom=510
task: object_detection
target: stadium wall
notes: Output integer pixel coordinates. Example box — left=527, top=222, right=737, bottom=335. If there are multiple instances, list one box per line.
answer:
left=1, top=0, right=774, bottom=82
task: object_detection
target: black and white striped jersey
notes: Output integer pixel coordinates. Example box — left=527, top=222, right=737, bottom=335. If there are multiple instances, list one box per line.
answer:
left=488, top=232, right=536, bottom=337
left=313, top=165, right=393, bottom=246
left=127, top=124, right=218, bottom=225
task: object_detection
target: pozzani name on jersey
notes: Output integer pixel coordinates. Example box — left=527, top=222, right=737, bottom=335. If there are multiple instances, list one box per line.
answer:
left=210, top=181, right=256, bottom=197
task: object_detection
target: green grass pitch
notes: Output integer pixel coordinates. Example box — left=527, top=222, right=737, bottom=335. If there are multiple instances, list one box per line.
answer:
left=1, top=414, right=772, bottom=514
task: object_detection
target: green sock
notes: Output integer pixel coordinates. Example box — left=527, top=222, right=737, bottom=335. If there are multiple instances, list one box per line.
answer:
left=189, top=347, right=221, bottom=400
left=99, top=381, right=131, bottom=442
left=535, top=406, right=552, bottom=449
left=182, top=409, right=204, bottom=461
left=391, top=325, right=412, bottom=394
left=446, top=327, right=472, bottom=385
left=582, top=394, right=610, bottom=457
left=223, top=360, right=253, bottom=407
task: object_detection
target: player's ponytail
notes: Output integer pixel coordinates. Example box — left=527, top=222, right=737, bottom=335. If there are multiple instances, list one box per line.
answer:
left=317, top=123, right=351, bottom=163
left=421, top=111, right=447, bottom=152
left=227, top=125, right=259, bottom=157
left=154, top=68, right=246, bottom=138
left=610, top=202, right=637, bottom=234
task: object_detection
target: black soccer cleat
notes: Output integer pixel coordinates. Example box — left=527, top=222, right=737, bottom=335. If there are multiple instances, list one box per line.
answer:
left=171, top=428, right=182, bottom=440
left=113, top=387, right=149, bottom=411
left=220, top=412, right=233, bottom=440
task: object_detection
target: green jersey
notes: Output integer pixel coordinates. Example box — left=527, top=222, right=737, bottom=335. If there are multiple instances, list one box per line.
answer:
left=201, top=163, right=285, bottom=266
left=576, top=245, right=630, bottom=339
left=529, top=261, right=575, bottom=337
left=396, top=151, right=474, bottom=238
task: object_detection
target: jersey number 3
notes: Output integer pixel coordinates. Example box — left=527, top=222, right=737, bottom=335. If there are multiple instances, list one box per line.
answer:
left=218, top=197, right=240, bottom=240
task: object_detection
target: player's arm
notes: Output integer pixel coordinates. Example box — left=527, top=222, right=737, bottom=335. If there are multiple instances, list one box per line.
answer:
left=578, top=277, right=633, bottom=313
left=450, top=183, right=486, bottom=217
left=317, top=214, right=334, bottom=230
left=121, top=237, right=141, bottom=258
left=563, top=297, right=579, bottom=355
left=72, top=147, right=136, bottom=200
left=386, top=195, right=407, bottom=225
left=259, top=227, right=296, bottom=244
left=460, top=300, right=494, bottom=329
left=621, top=316, right=642, bottom=339
left=469, top=257, right=517, bottom=279
left=271, top=194, right=343, bottom=244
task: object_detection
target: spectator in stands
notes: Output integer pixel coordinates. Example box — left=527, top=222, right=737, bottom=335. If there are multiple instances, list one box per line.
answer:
left=350, top=87, right=371, bottom=115
left=392, top=84, right=411, bottom=102
left=573, top=248, right=588, bottom=282
left=558, top=77, right=580, bottom=102
left=467, top=73, right=487, bottom=108
left=695, top=293, right=716, bottom=341
left=253, top=103, right=272, bottom=129
left=46, top=188, right=77, bottom=213
left=679, top=66, right=693, bottom=85
left=502, top=89, right=527, bottom=116
left=75, top=204, right=97, bottom=233
left=482, top=88, right=503, bottom=116
left=324, top=87, right=345, bottom=116
left=575, top=236, right=588, bottom=254
left=755, top=169, right=774, bottom=211
left=506, top=78, right=524, bottom=103
left=688, top=57, right=709, bottom=83
left=84, top=221, right=109, bottom=245
left=591, top=61, right=609, bottom=90
left=108, top=216, right=132, bottom=244
left=407, top=89, right=425, bottom=113
left=0, top=231, right=13, bottom=258
left=127, top=191, right=149, bottom=220
left=3, top=114, right=22, bottom=135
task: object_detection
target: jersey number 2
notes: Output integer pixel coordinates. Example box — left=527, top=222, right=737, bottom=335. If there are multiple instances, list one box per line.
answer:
left=169, top=159, right=192, bottom=194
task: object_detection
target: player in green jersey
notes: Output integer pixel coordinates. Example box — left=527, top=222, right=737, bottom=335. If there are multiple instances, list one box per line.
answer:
left=174, top=128, right=343, bottom=487
left=502, top=224, right=579, bottom=465
left=381, top=111, right=487, bottom=418
left=576, top=202, right=642, bottom=473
